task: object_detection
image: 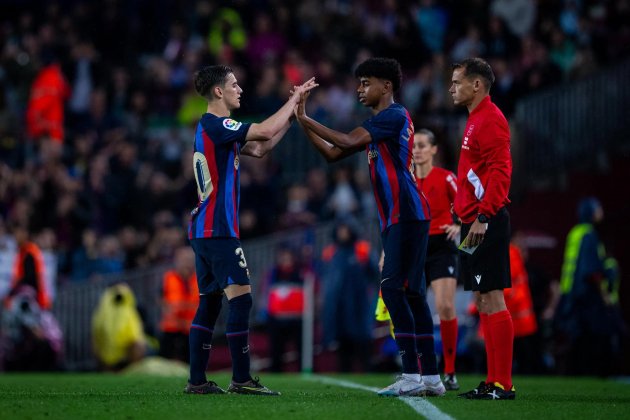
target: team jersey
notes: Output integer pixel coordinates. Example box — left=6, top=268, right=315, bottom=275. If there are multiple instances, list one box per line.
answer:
left=454, top=96, right=511, bottom=224
left=188, top=113, right=251, bottom=239
left=362, top=103, right=430, bottom=231
left=417, top=166, right=457, bottom=236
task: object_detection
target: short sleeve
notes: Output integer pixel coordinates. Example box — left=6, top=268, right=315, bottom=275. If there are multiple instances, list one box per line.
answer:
left=361, top=108, right=404, bottom=144
left=202, top=117, right=251, bottom=146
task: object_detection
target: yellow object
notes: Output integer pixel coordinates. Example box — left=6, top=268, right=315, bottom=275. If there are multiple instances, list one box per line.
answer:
left=91, top=283, right=147, bottom=367
left=375, top=295, right=395, bottom=338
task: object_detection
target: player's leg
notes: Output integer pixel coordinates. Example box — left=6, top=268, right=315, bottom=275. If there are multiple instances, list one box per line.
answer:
left=405, top=221, right=445, bottom=396
left=378, top=223, right=426, bottom=396
left=220, top=239, right=280, bottom=396
left=466, top=208, right=514, bottom=400
left=185, top=239, right=225, bottom=394
left=431, top=276, right=459, bottom=390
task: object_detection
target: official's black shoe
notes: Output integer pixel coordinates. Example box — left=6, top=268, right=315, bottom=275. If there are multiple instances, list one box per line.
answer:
left=443, top=373, right=460, bottom=391
left=184, top=381, right=226, bottom=394
left=469, top=382, right=516, bottom=400
left=457, top=381, right=490, bottom=399
left=227, top=377, right=281, bottom=396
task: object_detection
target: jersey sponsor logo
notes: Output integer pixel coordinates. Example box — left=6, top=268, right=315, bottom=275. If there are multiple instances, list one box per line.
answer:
left=223, top=118, right=242, bottom=131
left=475, top=274, right=482, bottom=284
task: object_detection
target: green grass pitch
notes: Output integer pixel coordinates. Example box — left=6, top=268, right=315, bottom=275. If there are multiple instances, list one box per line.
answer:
left=1, top=373, right=629, bottom=419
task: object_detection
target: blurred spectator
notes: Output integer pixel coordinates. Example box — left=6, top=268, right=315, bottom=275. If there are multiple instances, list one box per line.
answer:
left=258, top=244, right=305, bottom=372
left=506, top=242, right=540, bottom=374
left=320, top=218, right=379, bottom=372
left=555, top=197, right=620, bottom=376
left=24, top=50, right=70, bottom=149
left=91, top=282, right=147, bottom=370
left=159, top=247, right=199, bottom=363
left=326, top=166, right=360, bottom=218
left=277, top=183, right=317, bottom=230
left=5, top=223, right=51, bottom=311
left=1, top=286, right=63, bottom=371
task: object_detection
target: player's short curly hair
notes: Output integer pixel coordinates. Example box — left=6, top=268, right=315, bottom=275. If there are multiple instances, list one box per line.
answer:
left=452, top=58, right=495, bottom=91
left=354, top=57, right=403, bottom=92
left=193, top=65, right=233, bottom=100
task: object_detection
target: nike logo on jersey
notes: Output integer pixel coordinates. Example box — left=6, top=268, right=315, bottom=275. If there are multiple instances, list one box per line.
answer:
left=475, top=274, right=482, bottom=284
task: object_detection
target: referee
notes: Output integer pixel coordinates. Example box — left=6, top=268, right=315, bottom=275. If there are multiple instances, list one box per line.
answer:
left=449, top=58, right=515, bottom=400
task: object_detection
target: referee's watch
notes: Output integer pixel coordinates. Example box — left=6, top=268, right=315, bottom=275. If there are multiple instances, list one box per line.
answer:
left=477, top=214, right=490, bottom=223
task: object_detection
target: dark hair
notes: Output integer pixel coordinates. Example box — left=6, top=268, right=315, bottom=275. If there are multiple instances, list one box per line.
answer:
left=416, top=128, right=436, bottom=146
left=452, top=58, right=495, bottom=91
left=354, top=57, right=403, bottom=92
left=193, top=65, right=233, bottom=100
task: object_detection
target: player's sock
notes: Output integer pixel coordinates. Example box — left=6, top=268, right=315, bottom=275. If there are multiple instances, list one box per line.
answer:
left=226, top=293, right=253, bottom=383
left=189, top=294, right=223, bottom=385
left=440, top=318, right=458, bottom=374
left=480, top=312, right=495, bottom=384
left=489, top=310, right=514, bottom=390
left=407, top=293, right=438, bottom=375
left=381, top=287, right=419, bottom=374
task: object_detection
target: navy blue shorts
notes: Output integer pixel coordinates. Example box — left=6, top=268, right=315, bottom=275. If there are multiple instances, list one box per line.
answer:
left=190, top=237, right=251, bottom=295
left=458, top=207, right=511, bottom=292
left=426, top=233, right=459, bottom=283
left=381, top=221, right=429, bottom=296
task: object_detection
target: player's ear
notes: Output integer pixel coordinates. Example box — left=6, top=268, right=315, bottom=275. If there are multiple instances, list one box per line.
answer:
left=383, top=80, right=392, bottom=93
left=213, top=85, right=223, bottom=99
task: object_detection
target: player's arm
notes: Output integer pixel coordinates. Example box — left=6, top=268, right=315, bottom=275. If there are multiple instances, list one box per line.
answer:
left=246, top=78, right=317, bottom=142
left=295, top=91, right=368, bottom=161
left=241, top=119, right=292, bottom=158
left=299, top=119, right=361, bottom=162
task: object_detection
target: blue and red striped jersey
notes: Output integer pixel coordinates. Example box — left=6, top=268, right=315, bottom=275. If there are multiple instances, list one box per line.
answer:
left=362, top=103, right=430, bottom=231
left=188, top=113, right=251, bottom=239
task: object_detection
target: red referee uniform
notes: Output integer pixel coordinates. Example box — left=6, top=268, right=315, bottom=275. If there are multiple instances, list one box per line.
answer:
left=417, top=167, right=457, bottom=236
left=454, top=96, right=511, bottom=222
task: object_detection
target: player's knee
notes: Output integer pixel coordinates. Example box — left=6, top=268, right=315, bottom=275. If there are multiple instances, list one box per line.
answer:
left=380, top=285, right=404, bottom=306
left=226, top=294, right=252, bottom=332
left=436, top=301, right=455, bottom=318
left=193, top=293, right=223, bottom=326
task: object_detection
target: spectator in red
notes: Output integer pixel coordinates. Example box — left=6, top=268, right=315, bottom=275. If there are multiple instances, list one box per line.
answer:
left=25, top=51, right=70, bottom=145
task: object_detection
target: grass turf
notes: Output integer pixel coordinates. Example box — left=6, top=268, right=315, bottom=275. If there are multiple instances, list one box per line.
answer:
left=0, top=373, right=629, bottom=419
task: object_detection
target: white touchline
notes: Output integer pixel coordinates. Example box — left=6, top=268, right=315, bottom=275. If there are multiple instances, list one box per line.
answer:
left=306, top=375, right=455, bottom=420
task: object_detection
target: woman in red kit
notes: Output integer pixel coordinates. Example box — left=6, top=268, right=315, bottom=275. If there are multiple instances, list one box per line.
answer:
left=413, top=129, right=460, bottom=391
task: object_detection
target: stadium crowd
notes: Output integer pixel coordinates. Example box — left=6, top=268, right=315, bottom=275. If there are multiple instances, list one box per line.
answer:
left=1, top=0, right=628, bottom=283
left=0, top=0, right=628, bottom=373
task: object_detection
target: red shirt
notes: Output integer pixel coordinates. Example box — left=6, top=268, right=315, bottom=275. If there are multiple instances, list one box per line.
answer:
left=417, top=167, right=457, bottom=236
left=454, top=96, right=512, bottom=223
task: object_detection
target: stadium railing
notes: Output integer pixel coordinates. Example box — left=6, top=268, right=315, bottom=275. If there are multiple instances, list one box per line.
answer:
left=53, top=217, right=383, bottom=371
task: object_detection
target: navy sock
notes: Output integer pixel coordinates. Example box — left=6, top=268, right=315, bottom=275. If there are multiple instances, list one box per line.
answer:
left=381, top=287, right=419, bottom=374
left=189, top=294, right=223, bottom=385
left=407, top=293, right=438, bottom=375
left=226, top=293, right=253, bottom=383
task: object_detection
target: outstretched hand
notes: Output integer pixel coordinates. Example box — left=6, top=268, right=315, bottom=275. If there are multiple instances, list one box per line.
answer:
left=290, top=77, right=318, bottom=100
left=295, top=91, right=311, bottom=119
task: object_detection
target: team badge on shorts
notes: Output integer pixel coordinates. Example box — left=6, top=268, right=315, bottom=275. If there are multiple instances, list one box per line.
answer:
left=223, top=118, right=242, bottom=131
left=234, top=155, right=239, bottom=169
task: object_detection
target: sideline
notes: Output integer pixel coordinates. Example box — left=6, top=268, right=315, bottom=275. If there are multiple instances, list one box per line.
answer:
left=306, top=375, right=455, bottom=420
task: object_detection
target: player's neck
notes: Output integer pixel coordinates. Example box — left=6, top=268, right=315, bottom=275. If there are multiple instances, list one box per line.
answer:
left=416, top=162, right=433, bottom=179
left=206, top=101, right=231, bottom=117
left=371, top=96, right=394, bottom=114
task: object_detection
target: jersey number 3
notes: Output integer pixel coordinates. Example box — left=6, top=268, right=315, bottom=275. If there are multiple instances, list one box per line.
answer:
left=235, top=247, right=248, bottom=268
left=193, top=152, right=213, bottom=201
